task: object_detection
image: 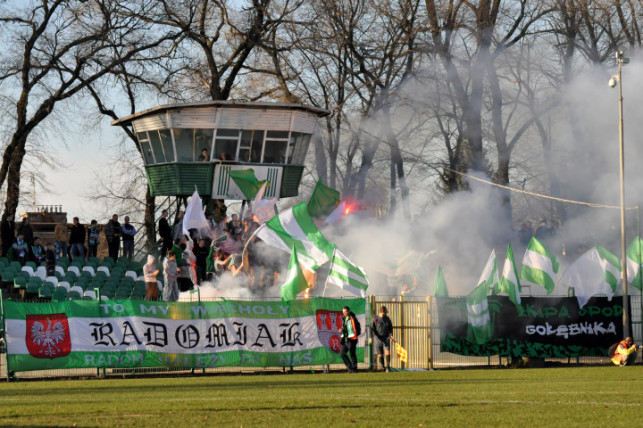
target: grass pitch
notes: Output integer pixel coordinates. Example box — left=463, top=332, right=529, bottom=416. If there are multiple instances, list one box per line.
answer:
left=0, top=366, right=641, bottom=427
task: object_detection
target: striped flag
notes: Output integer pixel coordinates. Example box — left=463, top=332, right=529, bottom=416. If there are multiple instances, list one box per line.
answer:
left=466, top=281, right=493, bottom=345
left=280, top=246, right=309, bottom=301
left=520, top=237, right=559, bottom=294
left=254, top=202, right=332, bottom=270
left=499, top=244, right=521, bottom=305
left=595, top=245, right=621, bottom=293
left=395, top=342, right=408, bottom=363
left=626, top=236, right=643, bottom=291
left=478, top=250, right=499, bottom=295
left=560, top=246, right=618, bottom=309
left=326, top=246, right=369, bottom=297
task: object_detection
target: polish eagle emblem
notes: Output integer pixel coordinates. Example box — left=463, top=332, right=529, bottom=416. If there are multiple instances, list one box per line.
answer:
left=26, top=313, right=71, bottom=359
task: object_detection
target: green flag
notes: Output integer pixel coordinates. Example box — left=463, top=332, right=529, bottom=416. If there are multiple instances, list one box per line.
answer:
left=520, top=237, right=559, bottom=294
left=626, top=236, right=643, bottom=291
left=307, top=179, right=340, bottom=218
left=499, top=244, right=521, bottom=305
left=466, top=281, right=493, bottom=345
left=280, top=246, right=310, bottom=301
left=478, top=250, right=499, bottom=295
left=228, top=169, right=268, bottom=200
left=433, top=265, right=448, bottom=297
left=326, top=246, right=369, bottom=297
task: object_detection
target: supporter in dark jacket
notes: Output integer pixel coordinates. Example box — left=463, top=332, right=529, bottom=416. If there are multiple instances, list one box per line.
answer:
left=69, top=217, right=86, bottom=261
left=1, top=213, right=15, bottom=257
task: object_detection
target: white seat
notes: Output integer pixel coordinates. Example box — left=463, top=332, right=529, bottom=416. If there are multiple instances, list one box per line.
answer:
left=57, top=282, right=71, bottom=292
left=35, top=267, right=47, bottom=280
left=21, top=266, right=34, bottom=276
left=67, top=266, right=80, bottom=277
left=97, top=266, right=111, bottom=276
left=70, top=285, right=84, bottom=295
left=83, top=290, right=96, bottom=300
left=82, top=266, right=96, bottom=277
left=125, top=270, right=137, bottom=280
left=55, top=266, right=65, bottom=277
left=100, top=295, right=109, bottom=300
left=45, top=276, right=59, bottom=286
left=137, top=275, right=146, bottom=282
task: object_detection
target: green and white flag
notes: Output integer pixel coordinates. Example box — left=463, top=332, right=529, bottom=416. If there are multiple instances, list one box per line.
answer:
left=254, top=202, right=332, bottom=270
left=478, top=250, right=499, bottom=295
left=520, top=237, right=559, bottom=294
left=433, top=265, right=448, bottom=297
left=499, top=244, right=521, bottom=305
left=280, top=246, right=310, bottom=301
left=626, top=236, right=643, bottom=291
left=595, top=245, right=621, bottom=293
left=560, top=246, right=617, bottom=309
left=325, top=246, right=369, bottom=297
left=466, top=281, right=493, bottom=345
left=228, top=169, right=268, bottom=200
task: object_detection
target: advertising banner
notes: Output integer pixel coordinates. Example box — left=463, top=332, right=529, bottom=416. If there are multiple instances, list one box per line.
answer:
left=438, top=296, right=626, bottom=358
left=3, top=297, right=365, bottom=372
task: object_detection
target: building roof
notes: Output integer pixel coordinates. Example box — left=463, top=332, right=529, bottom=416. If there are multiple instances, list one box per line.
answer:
left=111, top=100, right=330, bottom=126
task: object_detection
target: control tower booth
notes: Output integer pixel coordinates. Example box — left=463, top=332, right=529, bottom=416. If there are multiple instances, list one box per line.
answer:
left=111, top=101, right=329, bottom=200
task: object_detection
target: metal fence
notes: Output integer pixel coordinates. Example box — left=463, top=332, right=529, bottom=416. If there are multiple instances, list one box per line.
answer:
left=1, top=294, right=641, bottom=380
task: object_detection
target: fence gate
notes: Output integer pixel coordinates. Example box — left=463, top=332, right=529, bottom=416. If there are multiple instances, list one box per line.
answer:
left=370, top=296, right=432, bottom=370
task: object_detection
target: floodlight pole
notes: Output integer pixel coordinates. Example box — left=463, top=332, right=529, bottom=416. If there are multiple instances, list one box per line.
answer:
left=615, top=51, right=630, bottom=338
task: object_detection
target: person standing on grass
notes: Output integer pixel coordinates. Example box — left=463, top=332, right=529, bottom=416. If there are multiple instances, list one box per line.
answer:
left=162, top=250, right=179, bottom=302
left=611, top=337, right=639, bottom=366
left=370, top=306, right=394, bottom=372
left=143, top=254, right=160, bottom=301
left=340, top=305, right=360, bottom=373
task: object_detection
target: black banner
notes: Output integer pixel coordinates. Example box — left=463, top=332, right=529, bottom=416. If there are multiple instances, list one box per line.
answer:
left=437, top=296, right=628, bottom=358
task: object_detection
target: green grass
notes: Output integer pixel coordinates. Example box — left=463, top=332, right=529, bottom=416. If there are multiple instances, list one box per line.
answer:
left=0, top=367, right=641, bottom=427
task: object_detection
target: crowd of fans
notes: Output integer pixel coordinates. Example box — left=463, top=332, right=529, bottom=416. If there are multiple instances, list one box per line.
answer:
left=154, top=209, right=283, bottom=301
left=0, top=208, right=284, bottom=302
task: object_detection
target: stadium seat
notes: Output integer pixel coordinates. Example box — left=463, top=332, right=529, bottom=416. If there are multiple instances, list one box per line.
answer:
left=27, top=277, right=43, bottom=288
left=100, top=295, right=109, bottom=300
left=39, top=284, right=54, bottom=299
left=55, top=265, right=65, bottom=277
left=67, top=266, right=80, bottom=277
left=26, top=282, right=40, bottom=295
left=87, top=256, right=100, bottom=265
left=82, top=266, right=96, bottom=277
left=52, top=287, right=67, bottom=302
left=25, top=261, right=37, bottom=270
left=83, top=290, right=96, bottom=300
left=57, top=281, right=71, bottom=292
left=125, top=270, right=137, bottom=280
left=45, top=276, right=59, bottom=287
left=69, top=285, right=84, bottom=295
left=97, top=266, right=111, bottom=276
left=21, top=265, right=34, bottom=277
left=66, top=290, right=82, bottom=300
left=13, top=276, right=27, bottom=290
left=10, top=261, right=21, bottom=270
left=35, top=266, right=48, bottom=280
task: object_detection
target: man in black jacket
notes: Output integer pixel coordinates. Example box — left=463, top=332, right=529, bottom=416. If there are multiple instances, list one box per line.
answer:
left=68, top=217, right=86, bottom=261
left=1, top=213, right=15, bottom=257
left=158, top=209, right=172, bottom=259
left=105, top=214, right=121, bottom=261
left=370, top=306, right=394, bottom=372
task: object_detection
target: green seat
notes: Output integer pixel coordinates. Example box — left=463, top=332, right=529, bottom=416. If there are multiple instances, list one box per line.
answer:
left=26, top=282, right=40, bottom=294
left=87, top=256, right=100, bottom=265
left=52, top=287, right=68, bottom=302
left=25, top=261, right=37, bottom=270
left=38, top=285, right=54, bottom=299
left=2, top=270, right=17, bottom=284
left=17, top=270, right=31, bottom=280
left=55, top=271, right=64, bottom=281
left=27, top=277, right=43, bottom=288
left=66, top=290, right=82, bottom=300
left=13, top=276, right=27, bottom=290
left=95, top=270, right=108, bottom=280
left=10, top=261, right=22, bottom=270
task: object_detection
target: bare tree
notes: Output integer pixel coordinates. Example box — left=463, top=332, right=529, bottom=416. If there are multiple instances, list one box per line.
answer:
left=0, top=0, right=179, bottom=220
